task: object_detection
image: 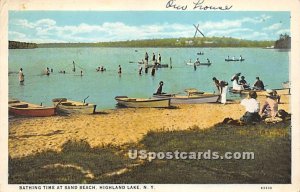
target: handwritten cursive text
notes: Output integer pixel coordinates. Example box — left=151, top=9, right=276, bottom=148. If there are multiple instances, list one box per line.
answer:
left=193, top=0, right=233, bottom=11
left=165, top=0, right=233, bottom=11
left=166, top=0, right=188, bottom=10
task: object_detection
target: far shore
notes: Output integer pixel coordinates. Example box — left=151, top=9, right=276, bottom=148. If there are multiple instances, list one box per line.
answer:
left=9, top=91, right=290, bottom=158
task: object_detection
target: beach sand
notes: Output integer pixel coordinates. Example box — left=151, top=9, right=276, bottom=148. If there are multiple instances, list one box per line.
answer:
left=9, top=92, right=290, bottom=158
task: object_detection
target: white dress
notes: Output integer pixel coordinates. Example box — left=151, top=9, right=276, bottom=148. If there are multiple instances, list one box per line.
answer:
left=221, top=85, right=228, bottom=104
left=232, top=80, right=244, bottom=91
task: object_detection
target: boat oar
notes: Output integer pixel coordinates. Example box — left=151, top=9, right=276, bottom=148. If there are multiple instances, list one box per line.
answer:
left=129, top=61, right=140, bottom=64
left=55, top=98, right=65, bottom=108
left=83, top=96, right=90, bottom=103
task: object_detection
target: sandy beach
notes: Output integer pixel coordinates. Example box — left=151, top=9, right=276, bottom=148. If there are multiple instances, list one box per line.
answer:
left=9, top=92, right=290, bottom=158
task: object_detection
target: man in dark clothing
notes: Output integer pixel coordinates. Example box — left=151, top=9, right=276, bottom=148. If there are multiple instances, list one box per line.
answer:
left=145, top=52, right=149, bottom=64
left=253, top=77, right=265, bottom=90
left=151, top=66, right=155, bottom=76
left=152, top=53, right=156, bottom=62
left=239, top=76, right=250, bottom=89
left=156, top=81, right=164, bottom=94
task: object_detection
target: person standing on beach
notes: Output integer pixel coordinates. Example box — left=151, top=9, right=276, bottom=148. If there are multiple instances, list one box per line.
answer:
left=240, top=91, right=261, bottom=124
left=145, top=52, right=149, bottom=65
left=18, top=68, right=24, bottom=84
left=212, top=77, right=228, bottom=104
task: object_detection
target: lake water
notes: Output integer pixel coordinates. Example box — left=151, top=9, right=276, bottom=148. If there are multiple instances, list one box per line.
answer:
left=8, top=47, right=290, bottom=109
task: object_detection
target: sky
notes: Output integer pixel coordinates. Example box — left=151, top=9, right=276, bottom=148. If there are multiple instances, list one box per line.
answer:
left=8, top=11, right=290, bottom=43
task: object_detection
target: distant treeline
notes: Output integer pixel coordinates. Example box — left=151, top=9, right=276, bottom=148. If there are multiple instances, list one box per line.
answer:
left=9, top=41, right=38, bottom=49
left=37, top=37, right=274, bottom=48
left=274, top=34, right=291, bottom=49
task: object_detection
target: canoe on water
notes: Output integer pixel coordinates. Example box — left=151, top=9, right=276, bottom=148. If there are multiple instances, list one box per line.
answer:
left=142, top=63, right=169, bottom=68
left=52, top=98, right=97, bottom=114
left=186, top=62, right=211, bottom=66
left=9, top=100, right=55, bottom=117
left=153, top=89, right=219, bottom=104
left=115, top=96, right=171, bottom=108
left=225, top=58, right=245, bottom=62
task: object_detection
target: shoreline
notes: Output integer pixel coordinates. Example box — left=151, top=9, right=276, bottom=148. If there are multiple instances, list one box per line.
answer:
left=9, top=93, right=290, bottom=158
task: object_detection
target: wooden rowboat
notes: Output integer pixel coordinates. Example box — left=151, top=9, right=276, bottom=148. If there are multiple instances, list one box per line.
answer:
left=115, top=96, right=170, bottom=108
left=9, top=100, right=55, bottom=117
left=143, top=64, right=169, bottom=68
left=225, top=58, right=245, bottom=62
left=229, top=87, right=290, bottom=95
left=52, top=98, right=96, bottom=114
left=282, top=81, right=290, bottom=89
left=186, top=62, right=211, bottom=66
left=153, top=89, right=219, bottom=104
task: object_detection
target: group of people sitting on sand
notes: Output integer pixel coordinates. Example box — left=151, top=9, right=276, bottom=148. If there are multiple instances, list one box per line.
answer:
left=239, top=89, right=284, bottom=124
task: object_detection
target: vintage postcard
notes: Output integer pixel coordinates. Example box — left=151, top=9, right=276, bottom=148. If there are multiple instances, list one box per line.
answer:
left=1, top=0, right=300, bottom=191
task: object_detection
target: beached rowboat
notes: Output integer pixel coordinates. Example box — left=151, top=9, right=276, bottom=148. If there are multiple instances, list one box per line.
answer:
left=9, top=100, right=55, bottom=117
left=229, top=88, right=290, bottom=95
left=282, top=81, right=290, bottom=89
left=153, top=91, right=219, bottom=104
left=115, top=96, right=171, bottom=108
left=52, top=98, right=96, bottom=114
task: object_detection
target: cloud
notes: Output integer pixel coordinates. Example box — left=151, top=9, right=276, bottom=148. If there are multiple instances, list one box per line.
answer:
left=9, top=14, right=276, bottom=43
left=199, top=14, right=271, bottom=32
left=241, top=32, right=269, bottom=40
left=8, top=31, right=27, bottom=41
left=12, top=19, right=35, bottom=28
left=263, top=23, right=283, bottom=31
left=12, top=18, right=56, bottom=28
left=207, top=28, right=253, bottom=37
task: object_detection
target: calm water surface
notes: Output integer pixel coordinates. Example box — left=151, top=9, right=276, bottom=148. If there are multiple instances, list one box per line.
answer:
left=8, top=47, right=289, bottom=109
